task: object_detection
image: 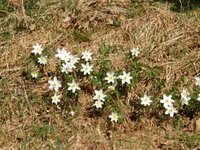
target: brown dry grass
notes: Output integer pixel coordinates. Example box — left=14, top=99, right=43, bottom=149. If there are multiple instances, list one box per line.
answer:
left=0, top=0, right=200, bottom=149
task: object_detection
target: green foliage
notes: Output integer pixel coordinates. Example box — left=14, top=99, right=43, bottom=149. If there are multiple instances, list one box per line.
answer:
left=126, top=2, right=146, bottom=18
left=20, top=137, right=29, bottom=150
left=24, top=0, right=39, bottom=16
left=73, top=30, right=91, bottom=42
left=55, top=139, right=64, bottom=150
left=181, top=87, right=200, bottom=118
left=27, top=39, right=200, bottom=125
left=154, top=0, right=200, bottom=12
left=130, top=60, right=141, bottom=87
left=67, top=0, right=78, bottom=11
left=113, top=18, right=121, bottom=28
left=178, top=132, right=200, bottom=149
left=0, top=0, right=10, bottom=12
left=99, top=43, right=110, bottom=60
left=0, top=31, right=12, bottom=41
left=35, top=124, right=54, bottom=139
left=143, top=66, right=162, bottom=79
left=98, top=43, right=112, bottom=71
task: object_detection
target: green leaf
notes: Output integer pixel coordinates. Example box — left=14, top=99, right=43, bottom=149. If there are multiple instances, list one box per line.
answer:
left=73, top=30, right=91, bottom=42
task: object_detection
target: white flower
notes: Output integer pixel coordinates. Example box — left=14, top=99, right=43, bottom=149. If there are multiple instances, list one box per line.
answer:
left=67, top=80, right=80, bottom=93
left=93, top=100, right=104, bottom=109
left=181, top=88, right=191, bottom=105
left=118, top=71, right=132, bottom=85
left=69, top=110, right=75, bottom=116
left=82, top=50, right=92, bottom=61
left=31, top=71, right=38, bottom=78
left=38, top=56, right=47, bottom=65
left=108, top=85, right=116, bottom=91
left=69, top=55, right=80, bottom=65
left=197, top=94, right=200, bottom=101
left=181, top=96, right=191, bottom=106
left=105, top=72, right=116, bottom=84
left=109, top=112, right=119, bottom=122
left=93, top=89, right=106, bottom=102
left=81, top=62, right=93, bottom=75
left=32, top=43, right=43, bottom=55
left=181, top=88, right=190, bottom=98
left=165, top=105, right=178, bottom=117
left=195, top=77, right=200, bottom=86
left=55, top=48, right=71, bottom=61
left=140, top=94, right=152, bottom=106
left=61, top=61, right=76, bottom=74
left=130, top=47, right=140, bottom=57
left=160, top=94, right=174, bottom=108
left=51, top=93, right=61, bottom=105
left=48, top=77, right=62, bottom=92
left=64, top=54, right=73, bottom=62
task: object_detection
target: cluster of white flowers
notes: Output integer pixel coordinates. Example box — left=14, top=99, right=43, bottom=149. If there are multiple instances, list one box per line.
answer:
left=48, top=76, right=62, bottom=105
left=32, top=43, right=48, bottom=65
left=160, top=94, right=177, bottom=117
left=93, top=89, right=106, bottom=109
left=81, top=51, right=93, bottom=75
left=47, top=47, right=138, bottom=122
left=47, top=49, right=93, bottom=114
left=56, top=48, right=80, bottom=74
left=139, top=80, right=200, bottom=118
left=31, top=44, right=200, bottom=123
left=180, top=88, right=191, bottom=105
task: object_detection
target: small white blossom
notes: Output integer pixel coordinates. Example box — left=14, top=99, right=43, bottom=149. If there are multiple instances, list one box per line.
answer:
left=197, top=94, right=200, bottom=101
left=181, top=96, right=191, bottom=106
left=140, top=94, right=152, bottom=106
left=130, top=47, right=140, bottom=57
left=82, top=50, right=92, bottom=62
left=93, top=100, right=104, bottom=109
left=55, top=48, right=71, bottom=61
left=69, top=55, right=80, bottom=65
left=118, top=71, right=132, bottom=85
left=181, top=88, right=190, bottom=98
left=105, top=72, right=116, bottom=84
left=67, top=80, right=80, bottom=93
left=160, top=94, right=174, bottom=108
left=51, top=93, right=61, bottom=105
left=81, top=62, right=93, bottom=75
left=69, top=110, right=75, bottom=116
left=38, top=56, right=47, bottom=65
left=32, top=43, right=43, bottom=55
left=181, top=88, right=191, bottom=105
left=93, top=89, right=106, bottom=102
left=165, top=105, right=178, bottom=117
left=195, top=77, right=200, bottom=86
left=109, top=112, right=119, bottom=122
left=108, top=85, right=116, bottom=91
left=31, top=71, right=38, bottom=78
left=64, top=54, right=73, bottom=62
left=48, top=77, right=62, bottom=92
left=61, top=61, right=76, bottom=74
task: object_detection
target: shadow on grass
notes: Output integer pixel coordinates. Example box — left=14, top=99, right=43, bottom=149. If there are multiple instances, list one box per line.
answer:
left=154, top=0, right=200, bottom=12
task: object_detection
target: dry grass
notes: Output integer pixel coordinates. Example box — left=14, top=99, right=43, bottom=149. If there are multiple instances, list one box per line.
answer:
left=0, top=0, right=200, bottom=149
